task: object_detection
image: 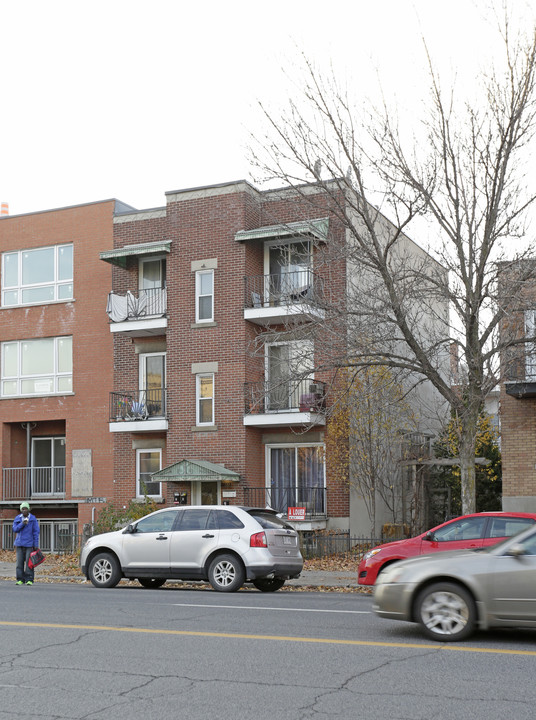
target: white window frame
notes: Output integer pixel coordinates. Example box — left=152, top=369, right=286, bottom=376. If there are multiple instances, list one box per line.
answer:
left=1, top=335, right=73, bottom=398
left=2, top=243, right=73, bottom=307
left=136, top=448, right=162, bottom=499
left=196, top=373, right=214, bottom=426
left=195, top=269, right=214, bottom=323
left=265, top=442, right=326, bottom=513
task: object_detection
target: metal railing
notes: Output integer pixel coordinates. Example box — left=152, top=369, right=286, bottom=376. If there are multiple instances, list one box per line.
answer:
left=110, top=388, right=167, bottom=421
left=2, top=520, right=79, bottom=553
left=300, top=533, right=389, bottom=560
left=106, top=286, right=167, bottom=322
left=1, top=467, right=66, bottom=501
left=243, top=486, right=326, bottom=517
left=244, top=378, right=326, bottom=415
left=244, top=270, right=324, bottom=309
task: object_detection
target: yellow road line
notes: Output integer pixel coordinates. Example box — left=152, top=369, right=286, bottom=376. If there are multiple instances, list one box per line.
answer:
left=0, top=620, right=535, bottom=655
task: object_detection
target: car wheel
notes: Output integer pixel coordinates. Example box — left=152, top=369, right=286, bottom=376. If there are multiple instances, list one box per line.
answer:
left=88, top=552, right=121, bottom=589
left=253, top=578, right=286, bottom=592
left=208, top=554, right=245, bottom=592
left=415, top=582, right=476, bottom=642
left=138, top=578, right=167, bottom=589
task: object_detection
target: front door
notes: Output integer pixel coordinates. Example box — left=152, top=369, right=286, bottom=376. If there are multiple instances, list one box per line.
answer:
left=192, top=481, right=219, bottom=505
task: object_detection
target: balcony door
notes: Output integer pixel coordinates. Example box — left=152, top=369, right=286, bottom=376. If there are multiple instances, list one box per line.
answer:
left=139, top=353, right=166, bottom=417
left=31, top=437, right=66, bottom=495
left=139, top=257, right=166, bottom=316
left=267, top=445, right=325, bottom=514
left=266, top=240, right=311, bottom=304
left=266, top=341, right=313, bottom=411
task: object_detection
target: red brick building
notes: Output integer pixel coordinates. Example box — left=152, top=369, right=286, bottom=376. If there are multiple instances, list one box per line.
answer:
left=101, top=180, right=347, bottom=532
left=0, top=199, right=135, bottom=549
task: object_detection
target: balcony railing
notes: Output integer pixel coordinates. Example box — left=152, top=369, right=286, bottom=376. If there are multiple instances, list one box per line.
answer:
left=243, top=486, right=326, bottom=517
left=244, top=378, right=326, bottom=415
left=110, top=388, right=167, bottom=421
left=106, top=287, right=167, bottom=322
left=1, top=467, right=66, bottom=501
left=244, top=270, right=324, bottom=308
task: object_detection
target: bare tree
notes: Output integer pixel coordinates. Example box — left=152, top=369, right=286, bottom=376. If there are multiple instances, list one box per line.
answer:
left=250, top=19, right=536, bottom=515
left=326, top=366, right=418, bottom=536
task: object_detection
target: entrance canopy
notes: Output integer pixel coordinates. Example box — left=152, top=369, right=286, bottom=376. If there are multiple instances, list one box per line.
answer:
left=151, top=459, right=240, bottom=482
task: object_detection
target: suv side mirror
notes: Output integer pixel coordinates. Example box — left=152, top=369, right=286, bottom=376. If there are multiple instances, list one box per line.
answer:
left=424, top=531, right=435, bottom=542
left=123, top=523, right=137, bottom=534
left=506, top=543, right=526, bottom=557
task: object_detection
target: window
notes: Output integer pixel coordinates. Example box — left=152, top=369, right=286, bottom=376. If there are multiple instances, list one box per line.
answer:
left=195, top=270, right=214, bottom=323
left=178, top=509, right=216, bottom=531
left=488, top=516, right=536, bottom=539
left=266, top=340, right=314, bottom=411
left=139, top=257, right=167, bottom=316
left=2, top=244, right=73, bottom=307
left=134, top=510, right=178, bottom=533
left=433, top=517, right=486, bottom=542
left=267, top=444, right=325, bottom=514
left=1, top=336, right=72, bottom=397
left=136, top=449, right=161, bottom=498
left=196, top=373, right=214, bottom=425
left=525, top=310, right=536, bottom=379
left=139, top=352, right=166, bottom=416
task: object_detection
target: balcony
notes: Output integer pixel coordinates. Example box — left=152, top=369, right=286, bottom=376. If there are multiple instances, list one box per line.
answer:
left=106, top=287, right=167, bottom=336
left=109, top=388, right=168, bottom=432
left=244, top=379, right=326, bottom=427
left=243, top=486, right=327, bottom=520
left=244, top=270, right=325, bottom=325
left=1, top=467, right=66, bottom=501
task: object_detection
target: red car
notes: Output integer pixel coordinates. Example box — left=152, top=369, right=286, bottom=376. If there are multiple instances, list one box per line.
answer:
left=358, top=512, right=536, bottom=586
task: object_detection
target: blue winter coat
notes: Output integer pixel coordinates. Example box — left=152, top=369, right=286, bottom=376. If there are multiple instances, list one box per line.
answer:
left=12, top=513, right=40, bottom=548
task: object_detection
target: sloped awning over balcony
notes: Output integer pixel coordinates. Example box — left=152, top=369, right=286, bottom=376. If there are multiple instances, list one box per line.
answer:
left=100, top=240, right=172, bottom=268
left=151, top=459, right=240, bottom=483
left=235, top=218, right=329, bottom=243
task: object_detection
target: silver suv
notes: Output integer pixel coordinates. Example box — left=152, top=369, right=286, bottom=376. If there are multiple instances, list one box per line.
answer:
left=80, top=505, right=303, bottom=592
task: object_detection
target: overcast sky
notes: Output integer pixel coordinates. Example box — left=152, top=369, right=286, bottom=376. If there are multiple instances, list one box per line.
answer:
left=1, top=0, right=535, bottom=228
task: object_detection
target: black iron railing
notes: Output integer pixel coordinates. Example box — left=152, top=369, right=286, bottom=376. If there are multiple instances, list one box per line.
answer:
left=244, top=270, right=324, bottom=309
left=1, top=467, right=66, bottom=500
left=110, top=388, right=167, bottom=421
left=106, top=287, right=167, bottom=322
left=243, top=486, right=326, bottom=517
left=244, top=378, right=326, bottom=415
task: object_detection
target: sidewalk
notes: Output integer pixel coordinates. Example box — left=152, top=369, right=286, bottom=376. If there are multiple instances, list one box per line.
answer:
left=0, top=561, right=365, bottom=591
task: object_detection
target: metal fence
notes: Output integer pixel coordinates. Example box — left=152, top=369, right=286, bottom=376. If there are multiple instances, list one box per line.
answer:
left=2, top=520, right=80, bottom=553
left=299, top=533, right=389, bottom=560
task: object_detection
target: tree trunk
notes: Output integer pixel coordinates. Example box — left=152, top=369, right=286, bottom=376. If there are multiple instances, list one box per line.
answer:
left=459, top=415, right=478, bottom=515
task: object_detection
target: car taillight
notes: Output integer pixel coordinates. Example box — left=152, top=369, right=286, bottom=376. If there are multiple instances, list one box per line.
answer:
left=250, top=531, right=267, bottom=547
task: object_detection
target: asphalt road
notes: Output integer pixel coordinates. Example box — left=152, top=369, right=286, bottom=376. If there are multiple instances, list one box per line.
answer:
left=1, top=579, right=535, bottom=720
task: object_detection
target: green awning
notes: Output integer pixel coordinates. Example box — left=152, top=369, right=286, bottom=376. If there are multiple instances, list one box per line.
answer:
left=235, top=218, right=329, bottom=243
left=100, top=240, right=172, bottom=267
left=151, top=459, right=240, bottom=482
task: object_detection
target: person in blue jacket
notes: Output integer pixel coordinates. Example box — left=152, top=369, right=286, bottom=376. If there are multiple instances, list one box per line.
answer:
left=12, top=501, right=40, bottom=585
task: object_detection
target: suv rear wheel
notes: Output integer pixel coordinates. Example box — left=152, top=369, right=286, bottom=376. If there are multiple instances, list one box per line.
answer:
left=208, top=554, right=245, bottom=592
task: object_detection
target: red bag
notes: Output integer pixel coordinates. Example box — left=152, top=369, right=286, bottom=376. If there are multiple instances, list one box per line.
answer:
left=28, top=549, right=45, bottom=569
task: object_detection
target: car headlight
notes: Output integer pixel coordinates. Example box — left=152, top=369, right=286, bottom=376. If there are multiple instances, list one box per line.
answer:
left=363, top=548, right=382, bottom=561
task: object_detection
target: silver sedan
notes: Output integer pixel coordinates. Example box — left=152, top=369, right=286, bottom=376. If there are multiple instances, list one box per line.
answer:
left=373, top=525, right=536, bottom=641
